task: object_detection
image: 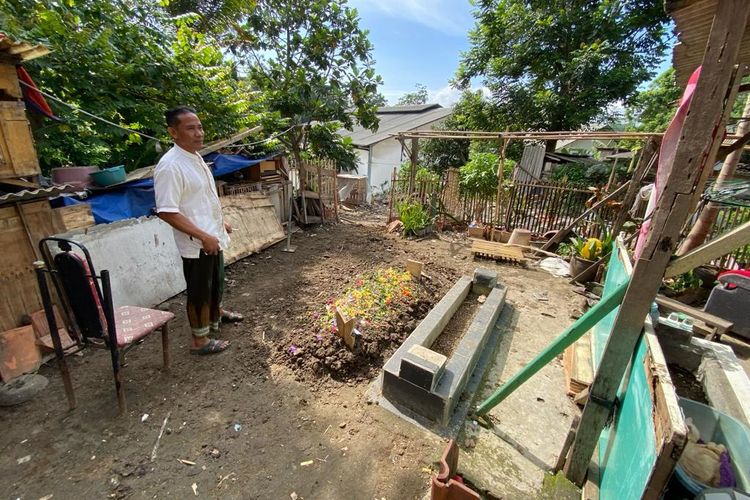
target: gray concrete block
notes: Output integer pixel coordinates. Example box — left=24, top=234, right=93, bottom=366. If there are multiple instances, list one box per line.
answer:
left=382, top=370, right=447, bottom=419
left=400, top=345, right=447, bottom=391
left=382, top=276, right=471, bottom=374
left=473, top=268, right=498, bottom=295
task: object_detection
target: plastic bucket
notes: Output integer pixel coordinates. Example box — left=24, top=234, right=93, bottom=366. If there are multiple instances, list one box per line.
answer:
left=675, top=398, right=750, bottom=495
left=90, top=166, right=126, bottom=187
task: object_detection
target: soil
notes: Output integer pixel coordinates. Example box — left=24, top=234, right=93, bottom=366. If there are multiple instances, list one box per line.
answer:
left=667, top=363, right=709, bottom=405
left=431, top=293, right=482, bottom=358
left=0, top=203, right=580, bottom=499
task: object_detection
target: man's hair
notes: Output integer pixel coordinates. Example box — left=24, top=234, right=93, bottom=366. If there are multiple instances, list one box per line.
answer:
left=165, top=106, right=197, bottom=128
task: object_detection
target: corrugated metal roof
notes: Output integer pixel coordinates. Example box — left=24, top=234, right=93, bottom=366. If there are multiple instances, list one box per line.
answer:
left=0, top=33, right=50, bottom=62
left=339, top=106, right=452, bottom=147
left=666, top=0, right=750, bottom=87
left=0, top=185, right=73, bottom=206
left=376, top=104, right=442, bottom=114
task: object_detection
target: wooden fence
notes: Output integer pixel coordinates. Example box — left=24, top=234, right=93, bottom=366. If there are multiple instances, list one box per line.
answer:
left=389, top=168, right=620, bottom=240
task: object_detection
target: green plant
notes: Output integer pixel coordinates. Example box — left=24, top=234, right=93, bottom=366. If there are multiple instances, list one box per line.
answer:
left=663, top=272, right=702, bottom=294
left=458, top=152, right=515, bottom=197
left=567, top=224, right=614, bottom=261
left=398, top=162, right=440, bottom=183
left=397, top=201, right=431, bottom=236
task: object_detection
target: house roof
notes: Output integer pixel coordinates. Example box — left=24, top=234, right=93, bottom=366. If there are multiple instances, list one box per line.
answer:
left=0, top=33, right=50, bottom=62
left=339, top=104, right=452, bottom=147
left=666, top=0, right=750, bottom=87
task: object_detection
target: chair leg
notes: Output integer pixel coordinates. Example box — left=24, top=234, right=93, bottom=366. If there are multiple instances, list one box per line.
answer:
left=161, top=323, right=171, bottom=370
left=110, top=346, right=127, bottom=415
left=35, top=264, right=76, bottom=410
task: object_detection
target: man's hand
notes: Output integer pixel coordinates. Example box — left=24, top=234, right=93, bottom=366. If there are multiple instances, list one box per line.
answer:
left=224, top=222, right=233, bottom=234
left=201, top=234, right=221, bottom=255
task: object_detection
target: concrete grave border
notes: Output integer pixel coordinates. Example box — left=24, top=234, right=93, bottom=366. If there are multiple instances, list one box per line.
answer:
left=382, top=269, right=507, bottom=425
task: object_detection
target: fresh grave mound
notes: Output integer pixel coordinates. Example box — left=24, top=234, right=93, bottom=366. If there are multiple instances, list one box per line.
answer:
left=280, top=267, right=438, bottom=381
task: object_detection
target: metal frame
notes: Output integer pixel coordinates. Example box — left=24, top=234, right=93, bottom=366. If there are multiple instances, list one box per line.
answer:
left=35, top=237, right=171, bottom=415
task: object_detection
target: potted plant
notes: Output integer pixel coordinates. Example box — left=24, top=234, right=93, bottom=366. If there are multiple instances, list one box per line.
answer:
left=564, top=227, right=613, bottom=282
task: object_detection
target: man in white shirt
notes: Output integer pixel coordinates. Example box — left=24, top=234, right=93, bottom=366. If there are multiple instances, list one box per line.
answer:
left=154, top=106, right=242, bottom=355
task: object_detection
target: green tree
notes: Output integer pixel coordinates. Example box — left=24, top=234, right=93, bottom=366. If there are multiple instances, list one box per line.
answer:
left=231, top=0, right=382, bottom=172
left=1, top=0, right=257, bottom=173
left=458, top=151, right=515, bottom=196
left=456, top=0, right=668, bottom=151
left=625, top=68, right=681, bottom=132
left=166, top=0, right=256, bottom=36
left=397, top=84, right=428, bottom=106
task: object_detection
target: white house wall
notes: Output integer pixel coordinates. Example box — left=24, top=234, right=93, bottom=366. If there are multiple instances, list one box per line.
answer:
left=355, top=115, right=449, bottom=197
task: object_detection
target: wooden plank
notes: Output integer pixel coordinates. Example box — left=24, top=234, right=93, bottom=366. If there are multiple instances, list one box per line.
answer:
left=0, top=102, right=40, bottom=179
left=0, top=63, right=22, bottom=99
left=563, top=333, right=594, bottom=397
left=53, top=203, right=95, bottom=232
left=655, top=294, right=733, bottom=336
left=566, top=0, right=750, bottom=485
left=641, top=323, right=688, bottom=500
left=469, top=238, right=525, bottom=263
left=406, top=259, right=423, bottom=279
left=220, top=192, right=286, bottom=264
left=198, top=126, right=262, bottom=156
left=666, top=220, right=750, bottom=277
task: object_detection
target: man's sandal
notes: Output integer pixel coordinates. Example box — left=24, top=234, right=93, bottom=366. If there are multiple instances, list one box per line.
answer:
left=221, top=310, right=244, bottom=323
left=190, top=338, right=231, bottom=355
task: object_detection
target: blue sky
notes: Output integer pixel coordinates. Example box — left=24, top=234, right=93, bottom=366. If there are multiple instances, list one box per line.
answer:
left=348, top=0, right=475, bottom=106
left=349, top=0, right=673, bottom=107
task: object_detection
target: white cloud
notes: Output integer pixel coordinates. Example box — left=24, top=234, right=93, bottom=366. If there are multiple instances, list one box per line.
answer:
left=428, top=84, right=489, bottom=107
left=349, top=0, right=473, bottom=36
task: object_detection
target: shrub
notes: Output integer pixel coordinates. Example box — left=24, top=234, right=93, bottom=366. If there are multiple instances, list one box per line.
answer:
left=397, top=201, right=431, bottom=236
left=458, top=152, right=515, bottom=197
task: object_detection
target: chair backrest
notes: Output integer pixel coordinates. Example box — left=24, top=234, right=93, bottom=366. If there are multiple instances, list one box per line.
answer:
left=54, top=251, right=108, bottom=339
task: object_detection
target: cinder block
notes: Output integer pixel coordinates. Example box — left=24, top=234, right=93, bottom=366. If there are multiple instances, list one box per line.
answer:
left=400, top=345, right=447, bottom=391
left=472, top=268, right=498, bottom=295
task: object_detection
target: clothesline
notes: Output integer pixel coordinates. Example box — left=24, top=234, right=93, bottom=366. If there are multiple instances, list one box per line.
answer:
left=19, top=80, right=163, bottom=142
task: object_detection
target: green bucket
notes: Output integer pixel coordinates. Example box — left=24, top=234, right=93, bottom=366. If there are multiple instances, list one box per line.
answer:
left=90, top=165, right=126, bottom=187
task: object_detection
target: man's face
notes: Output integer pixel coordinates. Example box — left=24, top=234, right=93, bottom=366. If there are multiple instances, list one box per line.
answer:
left=168, top=112, right=204, bottom=153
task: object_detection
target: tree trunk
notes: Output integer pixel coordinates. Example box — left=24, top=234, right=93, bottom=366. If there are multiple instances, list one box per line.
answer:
left=545, top=139, right=557, bottom=153
left=677, top=92, right=750, bottom=255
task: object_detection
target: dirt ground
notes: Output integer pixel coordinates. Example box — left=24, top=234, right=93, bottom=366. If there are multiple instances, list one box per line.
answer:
left=6, top=203, right=746, bottom=499
left=0, top=205, right=547, bottom=500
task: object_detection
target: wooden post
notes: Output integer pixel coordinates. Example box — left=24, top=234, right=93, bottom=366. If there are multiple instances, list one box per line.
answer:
left=387, top=167, right=397, bottom=223
left=492, top=138, right=509, bottom=241
left=408, top=137, right=418, bottom=197
left=684, top=64, right=745, bottom=218
left=679, top=90, right=750, bottom=254
left=609, top=138, right=660, bottom=238
left=604, top=147, right=620, bottom=192
left=565, top=0, right=750, bottom=486
left=316, top=161, right=324, bottom=222
left=332, top=165, right=339, bottom=222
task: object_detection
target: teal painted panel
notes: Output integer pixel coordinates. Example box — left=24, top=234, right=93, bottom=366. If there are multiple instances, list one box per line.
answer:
left=593, top=245, right=658, bottom=499
left=593, top=249, right=630, bottom=368
left=598, top=336, right=657, bottom=499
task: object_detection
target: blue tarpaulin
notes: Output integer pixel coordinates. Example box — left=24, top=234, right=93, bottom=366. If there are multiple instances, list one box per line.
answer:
left=55, top=154, right=270, bottom=224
